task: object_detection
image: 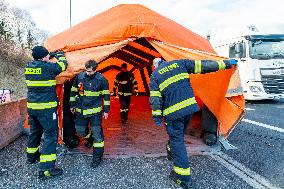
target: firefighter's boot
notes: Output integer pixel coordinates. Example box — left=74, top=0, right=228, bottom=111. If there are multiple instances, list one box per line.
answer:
left=203, top=132, right=217, bottom=146
left=169, top=170, right=193, bottom=189
left=38, top=167, right=63, bottom=179
left=27, top=150, right=41, bottom=164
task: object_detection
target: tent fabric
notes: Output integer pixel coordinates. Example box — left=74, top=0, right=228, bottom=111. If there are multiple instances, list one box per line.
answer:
left=45, top=4, right=214, bottom=53
left=44, top=4, right=245, bottom=138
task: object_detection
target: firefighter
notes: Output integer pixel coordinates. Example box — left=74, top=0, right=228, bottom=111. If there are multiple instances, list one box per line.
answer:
left=150, top=57, right=237, bottom=188
left=25, top=46, right=67, bottom=179
left=113, top=63, right=138, bottom=124
left=70, top=60, right=110, bottom=168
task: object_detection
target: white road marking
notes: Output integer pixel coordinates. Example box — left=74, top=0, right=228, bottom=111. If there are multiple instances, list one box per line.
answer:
left=210, top=152, right=281, bottom=189
left=245, top=108, right=255, bottom=111
left=242, top=119, right=284, bottom=133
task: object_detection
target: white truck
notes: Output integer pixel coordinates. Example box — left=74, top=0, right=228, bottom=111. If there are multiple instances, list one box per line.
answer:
left=209, top=26, right=284, bottom=100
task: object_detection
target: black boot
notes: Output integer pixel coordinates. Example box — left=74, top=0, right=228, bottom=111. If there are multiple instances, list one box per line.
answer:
left=27, top=151, right=40, bottom=164
left=38, top=167, right=63, bottom=179
left=169, top=170, right=193, bottom=189
left=203, top=132, right=217, bottom=146
left=85, top=137, right=94, bottom=148
left=91, top=158, right=101, bottom=168
left=64, top=135, right=79, bottom=149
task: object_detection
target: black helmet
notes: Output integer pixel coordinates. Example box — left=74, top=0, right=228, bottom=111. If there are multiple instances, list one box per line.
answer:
left=32, top=46, right=49, bottom=60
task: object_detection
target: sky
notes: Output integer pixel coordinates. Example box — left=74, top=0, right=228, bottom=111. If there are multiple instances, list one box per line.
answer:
left=6, top=0, right=284, bottom=38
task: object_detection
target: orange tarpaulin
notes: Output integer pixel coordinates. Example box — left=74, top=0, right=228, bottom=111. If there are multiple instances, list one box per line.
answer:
left=42, top=4, right=244, bottom=138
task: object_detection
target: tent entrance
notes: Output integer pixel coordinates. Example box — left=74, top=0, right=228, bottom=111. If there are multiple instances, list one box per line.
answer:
left=64, top=38, right=222, bottom=157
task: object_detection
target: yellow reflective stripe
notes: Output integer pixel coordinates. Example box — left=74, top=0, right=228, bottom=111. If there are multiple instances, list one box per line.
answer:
left=25, top=68, right=42, bottom=74
left=27, top=101, right=57, bottom=110
left=104, top=101, right=110, bottom=105
left=159, top=73, right=188, bottom=91
left=76, top=106, right=103, bottom=115
left=40, top=154, right=56, bottom=163
left=113, top=86, right=118, bottom=89
left=102, top=90, right=110, bottom=95
left=217, top=60, right=226, bottom=70
left=26, top=80, right=56, bottom=87
left=150, top=91, right=162, bottom=97
left=93, top=141, right=104, bottom=148
left=71, top=86, right=78, bottom=92
left=119, top=81, right=128, bottom=84
left=152, top=110, right=162, bottom=116
left=194, top=60, right=202, bottom=74
left=132, top=79, right=137, bottom=83
left=163, top=97, right=196, bottom=116
left=70, top=97, right=76, bottom=102
left=26, top=146, right=39, bottom=153
left=57, top=61, right=66, bottom=71
left=58, top=57, right=66, bottom=61
left=84, top=90, right=101, bottom=96
left=174, top=166, right=191, bottom=176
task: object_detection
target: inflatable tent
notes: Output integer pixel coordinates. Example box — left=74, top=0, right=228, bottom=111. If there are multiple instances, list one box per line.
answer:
left=43, top=4, right=244, bottom=142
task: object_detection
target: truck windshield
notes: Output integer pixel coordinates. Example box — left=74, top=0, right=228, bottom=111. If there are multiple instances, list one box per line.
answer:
left=249, top=39, right=284, bottom=59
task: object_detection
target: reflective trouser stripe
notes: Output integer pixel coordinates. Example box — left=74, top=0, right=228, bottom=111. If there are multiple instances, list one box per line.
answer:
left=152, top=110, right=162, bottom=116
left=150, top=91, right=162, bottom=97
left=174, top=166, right=191, bottom=176
left=83, top=91, right=101, bottom=96
left=163, top=97, right=196, bottom=116
left=104, top=101, right=110, bottom=105
left=102, top=90, right=110, bottom=95
left=26, top=146, right=39, bottom=153
left=26, top=80, right=56, bottom=87
left=159, top=73, right=188, bottom=91
left=70, top=97, right=76, bottom=102
left=40, top=154, right=57, bottom=163
left=194, top=60, right=202, bottom=74
left=217, top=60, right=226, bottom=70
left=118, top=92, right=132, bottom=96
left=120, top=109, right=129, bottom=112
left=27, top=101, right=57, bottom=110
left=93, top=141, right=104, bottom=148
left=57, top=61, right=66, bottom=71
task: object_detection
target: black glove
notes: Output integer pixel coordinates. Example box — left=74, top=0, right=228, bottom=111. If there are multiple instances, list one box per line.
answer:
left=113, top=92, right=117, bottom=97
left=49, top=50, right=64, bottom=59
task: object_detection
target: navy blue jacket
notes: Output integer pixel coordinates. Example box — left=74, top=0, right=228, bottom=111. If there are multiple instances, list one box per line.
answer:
left=70, top=72, right=110, bottom=117
left=25, top=53, right=67, bottom=115
left=150, top=59, right=232, bottom=121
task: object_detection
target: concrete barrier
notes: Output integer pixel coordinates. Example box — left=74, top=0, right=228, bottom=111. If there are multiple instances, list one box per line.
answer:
left=0, top=99, right=26, bottom=149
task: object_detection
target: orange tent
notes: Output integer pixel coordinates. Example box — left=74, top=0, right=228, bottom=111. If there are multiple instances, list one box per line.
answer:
left=45, top=4, right=244, bottom=138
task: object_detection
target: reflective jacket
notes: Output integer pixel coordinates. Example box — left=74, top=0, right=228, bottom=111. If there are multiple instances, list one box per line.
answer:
left=150, top=59, right=232, bottom=120
left=70, top=72, right=110, bottom=117
left=25, top=53, right=67, bottom=115
left=113, top=71, right=138, bottom=96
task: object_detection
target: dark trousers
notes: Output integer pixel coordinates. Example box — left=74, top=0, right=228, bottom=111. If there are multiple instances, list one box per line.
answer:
left=119, top=95, right=131, bottom=121
left=75, top=114, right=104, bottom=160
left=165, top=114, right=192, bottom=182
left=201, top=105, right=218, bottom=134
left=27, top=111, right=58, bottom=171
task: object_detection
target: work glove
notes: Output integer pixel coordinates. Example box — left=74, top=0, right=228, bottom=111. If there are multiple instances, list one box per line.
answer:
left=153, top=117, right=163, bottom=127
left=134, top=91, right=138, bottom=96
left=229, top=59, right=238, bottom=66
left=49, top=50, right=64, bottom=59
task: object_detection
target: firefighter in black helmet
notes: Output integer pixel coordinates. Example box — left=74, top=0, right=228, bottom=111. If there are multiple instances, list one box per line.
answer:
left=25, top=46, right=68, bottom=179
left=113, top=63, right=138, bottom=124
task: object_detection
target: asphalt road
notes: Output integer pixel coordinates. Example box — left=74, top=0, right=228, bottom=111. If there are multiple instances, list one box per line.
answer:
left=0, top=99, right=283, bottom=189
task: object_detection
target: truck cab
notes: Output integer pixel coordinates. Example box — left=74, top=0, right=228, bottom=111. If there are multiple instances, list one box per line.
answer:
left=211, top=32, right=284, bottom=100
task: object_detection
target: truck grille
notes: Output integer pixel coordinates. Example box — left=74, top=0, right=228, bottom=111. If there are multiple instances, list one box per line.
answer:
left=261, top=75, right=284, bottom=94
